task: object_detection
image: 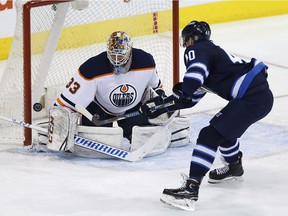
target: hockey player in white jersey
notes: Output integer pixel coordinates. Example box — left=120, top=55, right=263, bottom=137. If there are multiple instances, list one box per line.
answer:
left=55, top=31, right=164, bottom=139
left=41, top=31, right=191, bottom=158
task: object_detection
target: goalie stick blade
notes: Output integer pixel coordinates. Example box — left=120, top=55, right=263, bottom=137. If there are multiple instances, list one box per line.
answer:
left=160, top=194, right=196, bottom=212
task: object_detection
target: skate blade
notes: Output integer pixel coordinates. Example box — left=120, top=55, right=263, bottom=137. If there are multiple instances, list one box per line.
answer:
left=160, top=194, right=196, bottom=211
left=208, top=176, right=244, bottom=184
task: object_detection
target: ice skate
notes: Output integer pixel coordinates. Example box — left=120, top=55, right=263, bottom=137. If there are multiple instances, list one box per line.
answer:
left=208, top=151, right=244, bottom=184
left=160, top=173, right=201, bottom=211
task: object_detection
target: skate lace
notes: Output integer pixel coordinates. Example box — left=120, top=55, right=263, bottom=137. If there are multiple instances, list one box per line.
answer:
left=215, top=164, right=229, bottom=175
left=176, top=173, right=188, bottom=190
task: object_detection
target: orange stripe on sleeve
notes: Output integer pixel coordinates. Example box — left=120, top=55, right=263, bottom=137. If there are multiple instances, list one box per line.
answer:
left=129, top=67, right=155, bottom=72
left=56, top=98, right=77, bottom=113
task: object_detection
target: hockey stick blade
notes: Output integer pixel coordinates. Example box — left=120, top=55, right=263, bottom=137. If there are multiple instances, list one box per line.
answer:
left=0, top=115, right=47, bottom=133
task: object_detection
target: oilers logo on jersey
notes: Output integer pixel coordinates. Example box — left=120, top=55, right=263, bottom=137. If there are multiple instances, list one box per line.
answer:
left=110, top=84, right=137, bottom=107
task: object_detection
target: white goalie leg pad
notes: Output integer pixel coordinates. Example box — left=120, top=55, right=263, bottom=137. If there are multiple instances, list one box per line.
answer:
left=32, top=121, right=50, bottom=152
left=75, top=126, right=124, bottom=158
left=170, top=116, right=191, bottom=147
left=131, top=124, right=172, bottom=157
left=47, top=107, right=80, bottom=151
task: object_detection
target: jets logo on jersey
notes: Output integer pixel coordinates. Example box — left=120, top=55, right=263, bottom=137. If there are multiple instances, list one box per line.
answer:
left=110, top=84, right=137, bottom=107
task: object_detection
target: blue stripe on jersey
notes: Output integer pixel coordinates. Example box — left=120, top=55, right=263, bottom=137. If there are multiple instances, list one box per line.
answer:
left=231, top=61, right=266, bottom=99
left=184, top=71, right=205, bottom=84
left=187, top=62, right=209, bottom=78
left=185, top=62, right=209, bottom=85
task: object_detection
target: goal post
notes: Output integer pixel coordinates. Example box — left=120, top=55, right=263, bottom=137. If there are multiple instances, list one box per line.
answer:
left=0, top=0, right=179, bottom=145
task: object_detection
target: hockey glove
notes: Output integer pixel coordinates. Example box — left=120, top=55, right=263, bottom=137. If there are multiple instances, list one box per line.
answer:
left=140, top=82, right=195, bottom=119
left=155, top=88, right=167, bottom=99
left=140, top=96, right=169, bottom=119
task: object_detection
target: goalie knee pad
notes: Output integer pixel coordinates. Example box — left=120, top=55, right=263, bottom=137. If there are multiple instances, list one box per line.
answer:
left=131, top=125, right=171, bottom=156
left=47, top=107, right=80, bottom=151
left=170, top=116, right=191, bottom=147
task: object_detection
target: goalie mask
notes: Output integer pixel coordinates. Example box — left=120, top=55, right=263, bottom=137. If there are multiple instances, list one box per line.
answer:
left=181, top=20, right=211, bottom=47
left=107, top=31, right=133, bottom=75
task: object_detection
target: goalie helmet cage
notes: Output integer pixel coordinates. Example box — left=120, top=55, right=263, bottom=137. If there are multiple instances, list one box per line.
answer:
left=0, top=0, right=179, bottom=146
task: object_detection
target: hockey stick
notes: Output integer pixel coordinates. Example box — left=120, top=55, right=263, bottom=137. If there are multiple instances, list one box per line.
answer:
left=0, top=116, right=47, bottom=133
left=74, top=102, right=176, bottom=161
left=0, top=115, right=173, bottom=162
left=75, top=101, right=175, bottom=126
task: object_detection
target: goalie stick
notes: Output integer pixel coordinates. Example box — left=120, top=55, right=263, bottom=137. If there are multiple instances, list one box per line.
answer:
left=75, top=101, right=175, bottom=126
left=0, top=114, right=173, bottom=162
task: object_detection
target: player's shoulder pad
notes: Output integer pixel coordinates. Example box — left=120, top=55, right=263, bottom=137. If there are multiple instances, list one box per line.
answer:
left=79, top=51, right=113, bottom=80
left=130, top=48, right=156, bottom=70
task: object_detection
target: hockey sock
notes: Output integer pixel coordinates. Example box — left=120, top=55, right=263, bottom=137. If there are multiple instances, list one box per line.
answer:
left=219, top=139, right=240, bottom=163
left=189, top=125, right=223, bottom=177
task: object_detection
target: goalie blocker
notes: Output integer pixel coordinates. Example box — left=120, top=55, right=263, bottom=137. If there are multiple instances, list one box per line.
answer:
left=36, top=106, right=191, bottom=159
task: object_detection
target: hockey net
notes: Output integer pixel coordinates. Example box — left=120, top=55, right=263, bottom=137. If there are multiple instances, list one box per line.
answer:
left=0, top=0, right=179, bottom=145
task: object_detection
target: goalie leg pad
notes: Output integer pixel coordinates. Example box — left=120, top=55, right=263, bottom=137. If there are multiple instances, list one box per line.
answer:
left=32, top=122, right=50, bottom=152
left=131, top=124, right=172, bottom=157
left=170, top=116, right=191, bottom=147
left=47, top=107, right=80, bottom=151
left=75, top=125, right=124, bottom=158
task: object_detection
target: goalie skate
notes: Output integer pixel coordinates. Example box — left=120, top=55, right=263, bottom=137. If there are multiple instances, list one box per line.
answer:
left=160, top=194, right=196, bottom=211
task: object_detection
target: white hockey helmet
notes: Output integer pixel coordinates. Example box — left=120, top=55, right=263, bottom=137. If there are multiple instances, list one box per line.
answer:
left=107, top=31, right=133, bottom=74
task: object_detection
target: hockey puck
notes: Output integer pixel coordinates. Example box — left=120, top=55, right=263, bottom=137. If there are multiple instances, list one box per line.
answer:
left=33, top=103, right=42, bottom=112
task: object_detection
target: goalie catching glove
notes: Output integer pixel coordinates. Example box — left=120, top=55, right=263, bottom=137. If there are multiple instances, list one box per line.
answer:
left=140, top=82, right=195, bottom=119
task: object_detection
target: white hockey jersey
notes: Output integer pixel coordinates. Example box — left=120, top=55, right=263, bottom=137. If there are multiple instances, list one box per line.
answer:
left=55, top=48, right=162, bottom=115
